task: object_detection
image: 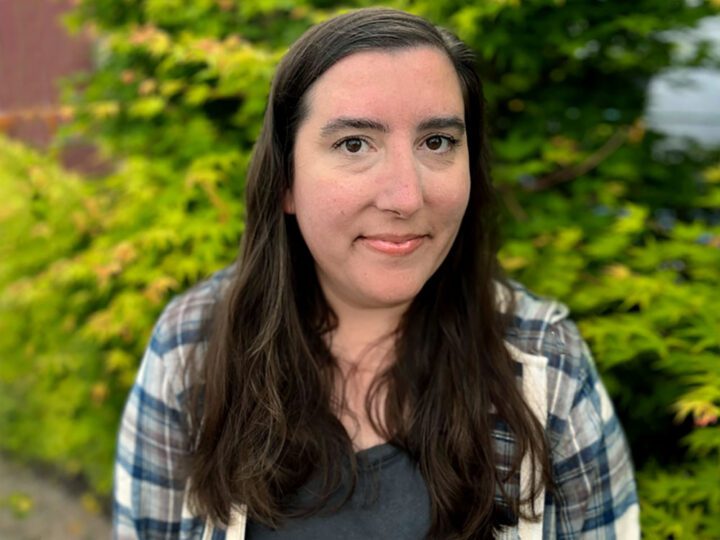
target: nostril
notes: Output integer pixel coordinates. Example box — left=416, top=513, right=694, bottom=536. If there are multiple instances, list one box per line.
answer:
left=377, top=181, right=424, bottom=216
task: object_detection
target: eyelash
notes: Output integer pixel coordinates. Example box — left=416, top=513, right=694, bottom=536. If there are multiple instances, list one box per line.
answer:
left=331, top=134, right=461, bottom=154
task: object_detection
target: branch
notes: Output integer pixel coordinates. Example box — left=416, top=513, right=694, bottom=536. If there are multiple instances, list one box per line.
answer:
left=526, top=127, right=629, bottom=192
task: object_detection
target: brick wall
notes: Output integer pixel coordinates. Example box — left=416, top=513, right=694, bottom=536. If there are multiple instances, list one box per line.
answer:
left=0, top=0, right=96, bottom=169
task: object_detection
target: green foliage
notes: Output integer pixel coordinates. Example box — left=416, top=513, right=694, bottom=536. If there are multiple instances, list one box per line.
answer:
left=0, top=492, right=34, bottom=519
left=2, top=0, right=720, bottom=535
left=639, top=460, right=720, bottom=539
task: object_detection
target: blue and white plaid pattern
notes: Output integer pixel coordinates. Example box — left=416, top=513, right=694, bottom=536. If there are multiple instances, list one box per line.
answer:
left=113, top=269, right=639, bottom=539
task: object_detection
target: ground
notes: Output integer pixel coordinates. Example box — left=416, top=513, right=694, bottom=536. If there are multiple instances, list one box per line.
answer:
left=0, top=456, right=111, bottom=540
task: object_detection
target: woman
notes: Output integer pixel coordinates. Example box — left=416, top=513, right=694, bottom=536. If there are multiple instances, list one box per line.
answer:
left=113, top=8, right=639, bottom=539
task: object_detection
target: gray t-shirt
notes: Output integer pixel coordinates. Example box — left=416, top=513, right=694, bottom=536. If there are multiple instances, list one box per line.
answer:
left=246, top=443, right=431, bottom=539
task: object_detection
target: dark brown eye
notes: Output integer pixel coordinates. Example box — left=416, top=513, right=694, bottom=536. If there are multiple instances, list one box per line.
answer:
left=426, top=136, right=444, bottom=151
left=344, top=138, right=364, bottom=153
left=424, top=135, right=458, bottom=153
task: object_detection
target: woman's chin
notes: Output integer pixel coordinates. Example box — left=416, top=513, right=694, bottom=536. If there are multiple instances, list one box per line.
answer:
left=354, top=283, right=424, bottom=311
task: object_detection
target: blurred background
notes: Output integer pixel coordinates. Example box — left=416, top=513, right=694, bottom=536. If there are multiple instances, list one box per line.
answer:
left=1, top=0, right=719, bottom=538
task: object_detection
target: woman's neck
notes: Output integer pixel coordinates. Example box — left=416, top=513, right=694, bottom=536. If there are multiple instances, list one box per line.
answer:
left=322, top=287, right=408, bottom=368
left=322, top=297, right=407, bottom=450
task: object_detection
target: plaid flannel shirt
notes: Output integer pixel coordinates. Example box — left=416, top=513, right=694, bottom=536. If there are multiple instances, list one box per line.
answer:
left=113, top=268, right=639, bottom=539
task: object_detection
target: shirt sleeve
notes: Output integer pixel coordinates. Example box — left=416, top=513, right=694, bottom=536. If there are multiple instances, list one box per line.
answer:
left=112, top=312, right=205, bottom=539
left=550, top=321, right=640, bottom=539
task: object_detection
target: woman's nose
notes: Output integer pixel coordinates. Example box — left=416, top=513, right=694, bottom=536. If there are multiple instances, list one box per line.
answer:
left=375, top=148, right=424, bottom=217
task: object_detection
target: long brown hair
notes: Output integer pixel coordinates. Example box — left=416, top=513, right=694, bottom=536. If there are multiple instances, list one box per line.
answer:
left=187, top=8, right=551, bottom=538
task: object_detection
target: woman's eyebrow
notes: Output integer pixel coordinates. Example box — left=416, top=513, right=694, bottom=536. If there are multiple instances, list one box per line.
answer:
left=417, top=116, right=465, bottom=132
left=319, top=115, right=465, bottom=137
left=320, top=117, right=389, bottom=136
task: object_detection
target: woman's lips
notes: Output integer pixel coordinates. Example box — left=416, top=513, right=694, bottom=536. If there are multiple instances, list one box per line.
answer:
left=358, top=235, right=427, bottom=255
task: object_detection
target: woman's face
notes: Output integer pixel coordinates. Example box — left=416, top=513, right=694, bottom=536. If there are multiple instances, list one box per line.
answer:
left=286, top=46, right=470, bottom=315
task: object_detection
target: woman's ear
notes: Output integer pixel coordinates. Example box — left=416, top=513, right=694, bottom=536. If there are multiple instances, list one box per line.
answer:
left=282, top=190, right=295, bottom=214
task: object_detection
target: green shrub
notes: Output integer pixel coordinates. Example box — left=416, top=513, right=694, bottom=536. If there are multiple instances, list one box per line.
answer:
left=1, top=0, right=719, bottom=535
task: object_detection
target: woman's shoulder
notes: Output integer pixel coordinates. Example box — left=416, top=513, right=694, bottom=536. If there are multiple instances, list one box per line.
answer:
left=500, top=280, right=601, bottom=425
left=502, top=280, right=587, bottom=368
left=499, top=280, right=569, bottom=337
left=136, top=265, right=235, bottom=398
left=502, top=283, right=639, bottom=536
left=150, top=265, right=235, bottom=354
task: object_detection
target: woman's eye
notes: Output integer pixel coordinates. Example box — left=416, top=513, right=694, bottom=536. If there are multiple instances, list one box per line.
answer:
left=424, top=135, right=457, bottom=153
left=334, top=137, right=368, bottom=153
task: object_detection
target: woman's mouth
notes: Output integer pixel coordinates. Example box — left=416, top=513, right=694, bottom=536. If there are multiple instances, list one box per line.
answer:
left=357, top=234, right=427, bottom=255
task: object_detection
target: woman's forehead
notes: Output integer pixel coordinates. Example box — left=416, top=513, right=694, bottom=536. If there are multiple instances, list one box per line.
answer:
left=300, top=46, right=465, bottom=128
